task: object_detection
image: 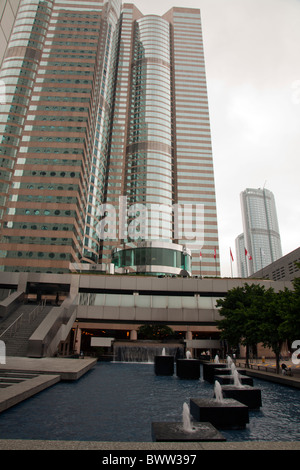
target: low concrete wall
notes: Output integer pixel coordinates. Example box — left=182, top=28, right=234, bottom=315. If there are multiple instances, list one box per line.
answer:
left=0, top=375, right=61, bottom=413
left=0, top=291, right=25, bottom=320
left=244, top=369, right=300, bottom=389
left=27, top=295, right=77, bottom=358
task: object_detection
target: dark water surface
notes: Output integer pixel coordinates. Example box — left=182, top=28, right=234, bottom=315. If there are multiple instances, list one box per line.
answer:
left=0, top=362, right=299, bottom=442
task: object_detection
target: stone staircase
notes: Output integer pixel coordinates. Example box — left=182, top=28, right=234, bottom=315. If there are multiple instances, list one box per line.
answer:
left=0, top=370, right=40, bottom=389
left=0, top=303, right=53, bottom=357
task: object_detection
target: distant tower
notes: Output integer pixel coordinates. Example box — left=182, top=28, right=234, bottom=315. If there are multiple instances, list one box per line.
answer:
left=235, top=233, right=247, bottom=278
left=237, top=188, right=282, bottom=276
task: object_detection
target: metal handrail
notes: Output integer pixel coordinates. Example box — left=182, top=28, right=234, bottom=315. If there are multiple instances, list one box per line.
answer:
left=26, top=300, right=46, bottom=325
left=0, top=299, right=46, bottom=339
left=0, top=313, right=24, bottom=338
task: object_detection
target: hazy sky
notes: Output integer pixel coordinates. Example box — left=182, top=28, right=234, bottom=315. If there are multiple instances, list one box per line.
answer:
left=132, top=0, right=300, bottom=277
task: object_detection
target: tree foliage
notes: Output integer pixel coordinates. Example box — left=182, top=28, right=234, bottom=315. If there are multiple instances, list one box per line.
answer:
left=216, top=284, right=267, bottom=366
left=138, top=324, right=175, bottom=340
left=256, top=287, right=289, bottom=373
left=278, top=275, right=300, bottom=342
left=216, top=278, right=300, bottom=373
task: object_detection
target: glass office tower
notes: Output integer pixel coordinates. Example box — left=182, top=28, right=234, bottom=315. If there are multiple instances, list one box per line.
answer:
left=0, top=0, right=220, bottom=277
left=237, top=187, right=282, bottom=276
left=235, top=233, right=247, bottom=278
left=0, top=0, right=121, bottom=272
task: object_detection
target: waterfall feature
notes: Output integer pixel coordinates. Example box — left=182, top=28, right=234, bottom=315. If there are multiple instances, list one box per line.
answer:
left=113, top=344, right=183, bottom=363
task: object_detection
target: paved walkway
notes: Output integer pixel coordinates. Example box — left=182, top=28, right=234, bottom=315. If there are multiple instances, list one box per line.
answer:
left=0, top=356, right=97, bottom=380
left=240, top=358, right=300, bottom=373
left=234, top=359, right=300, bottom=389
left=0, top=439, right=299, bottom=450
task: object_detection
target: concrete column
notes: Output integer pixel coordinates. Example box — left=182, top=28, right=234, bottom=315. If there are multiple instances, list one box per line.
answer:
left=130, top=329, right=137, bottom=340
left=74, top=327, right=82, bottom=354
left=17, top=272, right=28, bottom=293
left=186, top=330, right=193, bottom=341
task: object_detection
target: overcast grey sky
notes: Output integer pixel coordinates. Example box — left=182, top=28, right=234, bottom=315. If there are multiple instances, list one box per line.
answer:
left=132, top=0, right=300, bottom=276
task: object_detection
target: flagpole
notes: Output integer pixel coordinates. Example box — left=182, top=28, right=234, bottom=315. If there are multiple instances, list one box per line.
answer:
left=214, top=247, right=217, bottom=276
left=230, top=247, right=233, bottom=278
left=244, top=248, right=248, bottom=277
left=200, top=251, right=202, bottom=277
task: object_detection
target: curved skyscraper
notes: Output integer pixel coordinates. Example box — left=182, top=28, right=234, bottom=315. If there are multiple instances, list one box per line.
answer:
left=126, top=15, right=173, bottom=240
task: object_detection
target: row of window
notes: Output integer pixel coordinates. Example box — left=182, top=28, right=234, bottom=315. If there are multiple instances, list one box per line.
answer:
left=31, top=105, right=88, bottom=112
left=19, top=147, right=84, bottom=156
left=25, top=125, right=86, bottom=132
left=10, top=208, right=76, bottom=216
left=34, top=96, right=90, bottom=103
left=4, top=222, right=78, bottom=231
left=22, top=136, right=84, bottom=143
left=20, top=170, right=79, bottom=178
left=10, top=251, right=70, bottom=259
left=127, top=160, right=171, bottom=171
left=17, top=158, right=81, bottom=165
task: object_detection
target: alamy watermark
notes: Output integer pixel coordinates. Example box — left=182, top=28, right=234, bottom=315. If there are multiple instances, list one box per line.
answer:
left=0, top=80, right=6, bottom=105
left=291, top=340, right=300, bottom=365
left=291, top=80, right=300, bottom=105
left=0, top=341, right=6, bottom=364
left=95, top=197, right=205, bottom=250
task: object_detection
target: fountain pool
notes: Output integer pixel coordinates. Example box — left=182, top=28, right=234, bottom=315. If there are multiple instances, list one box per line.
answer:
left=0, top=362, right=299, bottom=442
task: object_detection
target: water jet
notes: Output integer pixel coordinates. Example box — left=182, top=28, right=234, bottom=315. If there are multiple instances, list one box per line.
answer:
left=214, top=374, right=253, bottom=386
left=202, top=361, right=227, bottom=383
left=227, top=355, right=233, bottom=368
left=186, top=350, right=192, bottom=360
left=214, top=380, right=224, bottom=402
left=151, top=402, right=226, bottom=442
left=221, top=384, right=262, bottom=409
left=190, top=380, right=249, bottom=429
left=220, top=370, right=262, bottom=410
left=154, top=348, right=174, bottom=376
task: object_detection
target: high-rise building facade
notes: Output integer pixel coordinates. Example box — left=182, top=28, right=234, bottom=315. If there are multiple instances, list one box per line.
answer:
left=236, top=187, right=282, bottom=276
left=0, top=0, right=220, bottom=277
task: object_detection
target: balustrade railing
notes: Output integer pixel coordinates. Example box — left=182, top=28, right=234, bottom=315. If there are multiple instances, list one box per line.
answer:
left=0, top=299, right=47, bottom=339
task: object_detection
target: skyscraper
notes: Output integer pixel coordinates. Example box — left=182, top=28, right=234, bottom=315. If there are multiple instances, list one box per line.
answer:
left=236, top=187, right=282, bottom=276
left=0, top=0, right=220, bottom=277
left=235, top=233, right=247, bottom=278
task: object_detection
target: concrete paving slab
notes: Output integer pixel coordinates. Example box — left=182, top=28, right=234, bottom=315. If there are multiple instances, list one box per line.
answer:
left=0, top=356, right=97, bottom=380
left=0, top=357, right=97, bottom=413
left=0, top=439, right=299, bottom=450
left=0, top=374, right=60, bottom=412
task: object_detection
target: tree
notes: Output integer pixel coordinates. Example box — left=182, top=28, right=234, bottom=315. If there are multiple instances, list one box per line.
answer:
left=255, top=287, right=288, bottom=374
left=138, top=324, right=175, bottom=340
left=216, top=283, right=290, bottom=372
left=216, top=284, right=263, bottom=365
left=278, top=268, right=300, bottom=345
